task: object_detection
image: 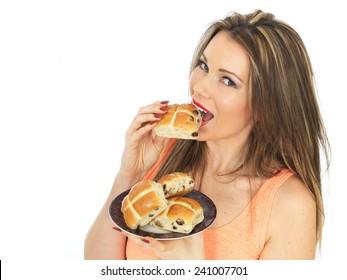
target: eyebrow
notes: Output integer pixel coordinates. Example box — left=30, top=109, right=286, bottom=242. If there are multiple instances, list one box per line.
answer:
left=201, top=53, right=244, bottom=84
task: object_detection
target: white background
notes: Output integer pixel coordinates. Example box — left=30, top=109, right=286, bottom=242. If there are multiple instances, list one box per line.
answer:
left=0, top=0, right=346, bottom=278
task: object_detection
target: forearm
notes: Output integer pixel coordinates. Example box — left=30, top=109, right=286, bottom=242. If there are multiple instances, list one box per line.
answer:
left=84, top=101, right=167, bottom=259
left=84, top=174, right=134, bottom=260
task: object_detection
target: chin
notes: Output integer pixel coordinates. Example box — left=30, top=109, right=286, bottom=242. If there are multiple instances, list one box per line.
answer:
left=195, top=131, right=209, bottom=142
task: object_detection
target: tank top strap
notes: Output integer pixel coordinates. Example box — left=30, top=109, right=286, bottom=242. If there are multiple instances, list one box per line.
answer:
left=256, top=169, right=294, bottom=249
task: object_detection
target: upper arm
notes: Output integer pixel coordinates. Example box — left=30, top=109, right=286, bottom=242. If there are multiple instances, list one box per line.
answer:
left=259, top=176, right=317, bottom=260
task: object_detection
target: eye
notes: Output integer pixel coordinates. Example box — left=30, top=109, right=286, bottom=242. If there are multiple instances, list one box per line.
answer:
left=222, top=77, right=236, bottom=87
left=198, top=60, right=208, bottom=72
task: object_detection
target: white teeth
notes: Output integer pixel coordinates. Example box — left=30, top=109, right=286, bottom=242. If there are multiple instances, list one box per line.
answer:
left=193, top=103, right=208, bottom=114
left=200, top=110, right=207, bottom=117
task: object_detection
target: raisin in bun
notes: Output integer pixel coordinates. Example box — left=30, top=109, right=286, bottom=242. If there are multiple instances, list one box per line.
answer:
left=121, top=180, right=167, bottom=229
left=158, top=172, right=195, bottom=198
left=150, top=196, right=204, bottom=233
left=154, top=103, right=202, bottom=139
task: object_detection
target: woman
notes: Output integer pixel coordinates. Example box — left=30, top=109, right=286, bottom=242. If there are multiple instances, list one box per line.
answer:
left=84, top=10, right=330, bottom=260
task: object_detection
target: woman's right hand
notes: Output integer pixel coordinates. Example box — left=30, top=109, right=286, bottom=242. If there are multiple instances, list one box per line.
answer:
left=116, top=101, right=169, bottom=188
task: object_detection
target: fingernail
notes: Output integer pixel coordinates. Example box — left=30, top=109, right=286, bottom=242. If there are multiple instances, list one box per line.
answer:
left=160, top=101, right=169, bottom=105
left=149, top=120, right=158, bottom=125
left=154, top=113, right=163, bottom=118
left=160, top=106, right=168, bottom=111
left=141, top=238, right=150, bottom=244
left=112, top=227, right=121, bottom=232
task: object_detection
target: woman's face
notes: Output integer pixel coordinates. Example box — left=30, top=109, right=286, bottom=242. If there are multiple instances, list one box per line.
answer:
left=190, top=31, right=252, bottom=143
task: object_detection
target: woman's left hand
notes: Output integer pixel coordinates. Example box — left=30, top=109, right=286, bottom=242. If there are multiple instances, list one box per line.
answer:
left=120, top=229, right=205, bottom=260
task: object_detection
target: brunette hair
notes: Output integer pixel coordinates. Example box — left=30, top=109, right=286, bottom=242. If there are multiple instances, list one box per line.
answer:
left=155, top=10, right=330, bottom=246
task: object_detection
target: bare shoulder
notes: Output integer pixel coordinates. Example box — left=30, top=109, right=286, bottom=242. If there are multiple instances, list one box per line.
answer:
left=273, top=175, right=316, bottom=213
left=274, top=175, right=315, bottom=207
left=260, top=175, right=317, bottom=259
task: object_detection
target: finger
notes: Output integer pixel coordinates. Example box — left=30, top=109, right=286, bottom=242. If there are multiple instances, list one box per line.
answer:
left=128, top=122, right=158, bottom=144
left=112, top=226, right=123, bottom=233
left=126, top=102, right=168, bottom=137
left=142, top=237, right=167, bottom=253
left=126, top=113, right=160, bottom=136
left=137, top=101, right=169, bottom=116
left=124, top=234, right=154, bottom=250
left=152, top=134, right=166, bottom=154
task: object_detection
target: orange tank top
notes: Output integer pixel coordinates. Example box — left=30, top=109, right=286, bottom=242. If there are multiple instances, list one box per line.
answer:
left=125, top=139, right=294, bottom=260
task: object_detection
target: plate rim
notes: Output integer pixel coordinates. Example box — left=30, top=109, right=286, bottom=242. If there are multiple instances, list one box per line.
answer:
left=109, top=189, right=217, bottom=240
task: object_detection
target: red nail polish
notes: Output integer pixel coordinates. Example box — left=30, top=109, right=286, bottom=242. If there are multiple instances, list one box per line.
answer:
left=141, top=238, right=150, bottom=244
left=154, top=113, right=163, bottom=118
left=160, top=106, right=168, bottom=111
left=160, top=101, right=169, bottom=105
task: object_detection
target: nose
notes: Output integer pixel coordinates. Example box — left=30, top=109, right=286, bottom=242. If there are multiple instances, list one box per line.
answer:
left=191, top=75, right=212, bottom=100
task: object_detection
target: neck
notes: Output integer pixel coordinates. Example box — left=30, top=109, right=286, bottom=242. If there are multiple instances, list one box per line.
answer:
left=205, top=138, right=247, bottom=175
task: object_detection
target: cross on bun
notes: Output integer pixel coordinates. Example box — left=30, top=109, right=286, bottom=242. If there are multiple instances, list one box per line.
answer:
left=154, top=103, right=202, bottom=139
left=121, top=180, right=167, bottom=229
left=157, top=172, right=195, bottom=198
left=150, top=196, right=204, bottom=233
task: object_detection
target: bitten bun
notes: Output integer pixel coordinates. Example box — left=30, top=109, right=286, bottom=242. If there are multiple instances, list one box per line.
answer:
left=121, top=180, right=167, bottom=229
left=150, top=196, right=204, bottom=233
left=158, top=172, right=195, bottom=198
left=154, top=103, right=202, bottom=139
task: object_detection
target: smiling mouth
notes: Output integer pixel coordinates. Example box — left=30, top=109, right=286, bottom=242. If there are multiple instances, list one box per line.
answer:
left=192, top=99, right=214, bottom=125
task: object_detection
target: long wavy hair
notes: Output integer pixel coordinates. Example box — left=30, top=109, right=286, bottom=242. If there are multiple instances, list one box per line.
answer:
left=154, top=10, right=330, bottom=247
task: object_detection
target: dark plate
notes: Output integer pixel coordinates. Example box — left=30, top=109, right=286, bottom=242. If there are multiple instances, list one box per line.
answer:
left=109, top=189, right=217, bottom=240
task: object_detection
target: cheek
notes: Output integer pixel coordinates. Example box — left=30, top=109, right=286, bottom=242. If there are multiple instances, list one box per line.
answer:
left=189, top=79, right=194, bottom=96
left=189, top=70, right=201, bottom=95
left=188, top=77, right=195, bottom=96
left=217, top=96, right=251, bottom=124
